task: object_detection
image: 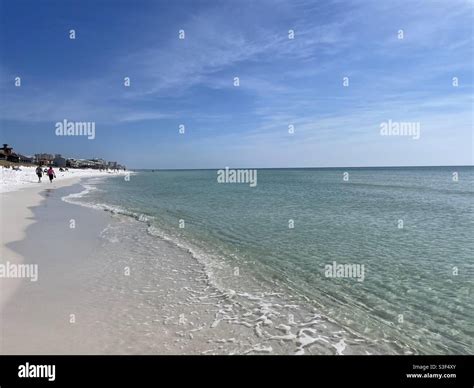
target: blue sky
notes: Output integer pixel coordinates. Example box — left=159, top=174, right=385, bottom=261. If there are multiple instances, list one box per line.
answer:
left=0, top=0, right=472, bottom=168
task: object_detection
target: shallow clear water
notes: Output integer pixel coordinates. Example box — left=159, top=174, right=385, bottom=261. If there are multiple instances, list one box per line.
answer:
left=67, top=167, right=474, bottom=354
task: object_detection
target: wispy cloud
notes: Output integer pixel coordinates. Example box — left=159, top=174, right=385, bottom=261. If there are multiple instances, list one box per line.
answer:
left=0, top=0, right=472, bottom=167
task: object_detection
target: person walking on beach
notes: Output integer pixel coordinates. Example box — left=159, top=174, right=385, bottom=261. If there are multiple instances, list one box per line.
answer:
left=47, top=166, right=56, bottom=183
left=36, top=166, right=43, bottom=182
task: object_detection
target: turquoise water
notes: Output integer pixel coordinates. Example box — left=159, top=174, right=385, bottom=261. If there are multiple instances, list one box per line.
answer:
left=73, top=167, right=473, bottom=354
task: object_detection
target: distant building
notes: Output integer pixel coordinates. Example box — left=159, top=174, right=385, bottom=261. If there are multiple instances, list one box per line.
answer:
left=91, top=158, right=107, bottom=169
left=0, top=144, right=14, bottom=161
left=0, top=144, right=32, bottom=163
left=35, top=153, right=54, bottom=166
left=66, top=158, right=78, bottom=168
left=66, top=157, right=125, bottom=170
left=18, top=154, right=34, bottom=164
left=53, top=154, right=66, bottom=167
left=0, top=144, right=12, bottom=157
left=66, top=158, right=84, bottom=168
left=66, top=158, right=100, bottom=169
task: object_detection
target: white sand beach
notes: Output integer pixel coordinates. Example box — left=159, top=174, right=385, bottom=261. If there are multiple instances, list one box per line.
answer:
left=0, top=169, right=121, bottom=307
left=0, top=166, right=127, bottom=193
left=0, top=169, right=129, bottom=352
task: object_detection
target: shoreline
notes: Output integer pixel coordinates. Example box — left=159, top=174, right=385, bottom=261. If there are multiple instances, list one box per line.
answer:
left=0, top=180, right=284, bottom=354
left=0, top=174, right=360, bottom=355
left=3, top=168, right=469, bottom=354
left=0, top=171, right=129, bottom=352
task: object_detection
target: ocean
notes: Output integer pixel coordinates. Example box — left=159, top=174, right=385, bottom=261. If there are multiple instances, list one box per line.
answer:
left=63, top=166, right=473, bottom=354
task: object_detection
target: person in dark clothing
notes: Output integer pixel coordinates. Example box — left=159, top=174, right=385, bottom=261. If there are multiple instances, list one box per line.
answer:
left=36, top=166, right=43, bottom=182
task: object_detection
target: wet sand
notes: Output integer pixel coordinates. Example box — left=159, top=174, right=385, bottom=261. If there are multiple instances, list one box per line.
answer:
left=0, top=184, right=111, bottom=353
left=0, top=176, right=97, bottom=313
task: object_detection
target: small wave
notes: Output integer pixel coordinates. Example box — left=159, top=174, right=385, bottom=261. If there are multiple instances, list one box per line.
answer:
left=62, top=181, right=233, bottom=295
left=61, top=184, right=98, bottom=202
left=146, top=224, right=227, bottom=292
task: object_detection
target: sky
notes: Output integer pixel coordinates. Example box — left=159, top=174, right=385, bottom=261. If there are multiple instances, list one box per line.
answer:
left=0, top=0, right=472, bottom=169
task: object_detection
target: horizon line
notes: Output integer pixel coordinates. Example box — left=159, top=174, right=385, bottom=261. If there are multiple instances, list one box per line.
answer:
left=130, top=164, right=474, bottom=171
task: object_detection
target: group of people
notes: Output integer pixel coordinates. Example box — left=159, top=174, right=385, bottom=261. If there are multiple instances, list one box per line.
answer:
left=35, top=166, right=56, bottom=183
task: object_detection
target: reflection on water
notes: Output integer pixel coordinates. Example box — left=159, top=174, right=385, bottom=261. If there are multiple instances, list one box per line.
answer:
left=41, top=188, right=54, bottom=208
